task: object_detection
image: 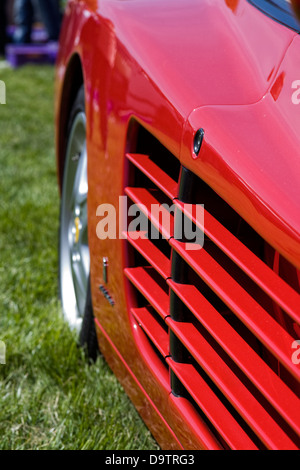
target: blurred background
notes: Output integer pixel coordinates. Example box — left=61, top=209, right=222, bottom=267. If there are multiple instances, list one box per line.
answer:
left=0, top=0, right=64, bottom=65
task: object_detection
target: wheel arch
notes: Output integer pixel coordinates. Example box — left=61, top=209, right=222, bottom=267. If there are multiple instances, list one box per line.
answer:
left=57, top=53, right=84, bottom=191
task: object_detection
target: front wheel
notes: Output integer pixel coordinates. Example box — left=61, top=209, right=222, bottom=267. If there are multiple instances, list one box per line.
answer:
left=59, top=85, right=98, bottom=360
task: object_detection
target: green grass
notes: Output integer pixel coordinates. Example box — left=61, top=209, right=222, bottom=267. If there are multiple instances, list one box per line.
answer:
left=0, top=65, right=158, bottom=450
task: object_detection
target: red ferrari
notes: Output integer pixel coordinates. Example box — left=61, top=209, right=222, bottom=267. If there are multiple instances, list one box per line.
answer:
left=55, top=0, right=300, bottom=450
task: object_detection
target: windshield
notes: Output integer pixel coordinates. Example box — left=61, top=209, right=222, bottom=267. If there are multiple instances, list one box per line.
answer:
left=248, top=0, right=300, bottom=32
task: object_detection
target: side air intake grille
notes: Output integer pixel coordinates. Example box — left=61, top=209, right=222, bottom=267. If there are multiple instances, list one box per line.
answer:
left=124, top=126, right=300, bottom=450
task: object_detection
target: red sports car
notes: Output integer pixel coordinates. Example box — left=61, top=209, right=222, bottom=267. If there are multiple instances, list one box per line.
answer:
left=55, top=0, right=300, bottom=450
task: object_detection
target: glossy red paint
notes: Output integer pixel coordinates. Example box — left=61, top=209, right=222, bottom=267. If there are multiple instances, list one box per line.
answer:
left=56, top=0, right=300, bottom=449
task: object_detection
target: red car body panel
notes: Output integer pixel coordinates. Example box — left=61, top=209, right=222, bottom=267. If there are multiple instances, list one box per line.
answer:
left=55, top=0, right=300, bottom=449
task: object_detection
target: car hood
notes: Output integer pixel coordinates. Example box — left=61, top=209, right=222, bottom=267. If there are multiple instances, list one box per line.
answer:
left=100, top=0, right=296, bottom=116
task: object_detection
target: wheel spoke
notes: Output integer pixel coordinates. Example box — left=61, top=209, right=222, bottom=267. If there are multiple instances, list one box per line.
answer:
left=71, top=248, right=87, bottom=318
left=75, top=146, right=88, bottom=207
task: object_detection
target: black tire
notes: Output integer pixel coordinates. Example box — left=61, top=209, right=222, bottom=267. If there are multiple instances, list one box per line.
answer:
left=79, top=276, right=99, bottom=362
left=59, top=84, right=99, bottom=361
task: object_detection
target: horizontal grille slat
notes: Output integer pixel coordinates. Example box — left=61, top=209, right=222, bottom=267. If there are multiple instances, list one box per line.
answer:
left=170, top=238, right=300, bottom=382
left=124, top=266, right=170, bottom=320
left=168, top=280, right=300, bottom=436
left=168, top=394, right=223, bottom=450
left=131, top=307, right=169, bottom=358
left=123, top=231, right=170, bottom=280
left=125, top=187, right=174, bottom=240
left=166, top=317, right=298, bottom=450
left=167, top=358, right=258, bottom=450
left=126, top=153, right=178, bottom=200
left=175, top=199, right=300, bottom=325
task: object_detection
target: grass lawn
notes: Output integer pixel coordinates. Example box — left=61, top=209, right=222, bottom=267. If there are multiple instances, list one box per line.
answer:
left=0, top=64, right=158, bottom=450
